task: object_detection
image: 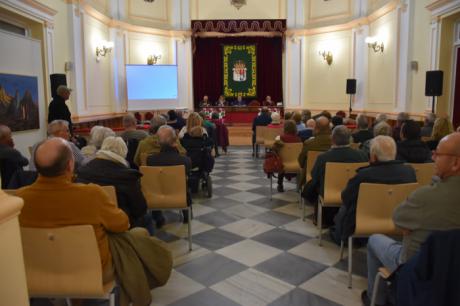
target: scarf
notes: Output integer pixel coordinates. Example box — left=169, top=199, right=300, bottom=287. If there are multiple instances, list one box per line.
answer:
left=95, top=150, right=129, bottom=168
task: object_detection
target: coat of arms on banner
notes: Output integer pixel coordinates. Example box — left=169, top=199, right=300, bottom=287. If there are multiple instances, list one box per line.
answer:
left=233, top=60, right=247, bottom=82
left=223, top=44, right=257, bottom=97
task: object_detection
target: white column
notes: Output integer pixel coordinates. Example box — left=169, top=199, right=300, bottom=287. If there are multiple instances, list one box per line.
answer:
left=177, top=37, right=193, bottom=110
left=352, top=24, right=369, bottom=111
left=109, top=28, right=126, bottom=113
left=286, top=0, right=296, bottom=28
left=181, top=0, right=191, bottom=30
left=295, top=0, right=305, bottom=28
left=395, top=0, right=412, bottom=112
left=428, top=17, right=441, bottom=110
left=285, top=37, right=302, bottom=108
left=170, top=0, right=182, bottom=29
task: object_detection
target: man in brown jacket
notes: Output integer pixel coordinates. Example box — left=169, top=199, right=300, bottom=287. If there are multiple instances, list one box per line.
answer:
left=297, top=116, right=332, bottom=187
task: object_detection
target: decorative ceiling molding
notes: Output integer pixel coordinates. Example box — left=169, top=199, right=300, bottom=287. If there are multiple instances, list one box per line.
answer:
left=191, top=19, right=287, bottom=34
left=426, top=0, right=460, bottom=17
left=0, top=0, right=57, bottom=23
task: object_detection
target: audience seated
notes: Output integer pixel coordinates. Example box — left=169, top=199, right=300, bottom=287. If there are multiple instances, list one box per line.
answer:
left=374, top=113, right=388, bottom=125
left=303, top=125, right=368, bottom=225
left=199, top=95, right=210, bottom=108
left=81, top=126, right=115, bottom=162
left=167, top=109, right=185, bottom=132
left=262, top=95, right=274, bottom=106
left=396, top=120, right=432, bottom=163
left=421, top=112, right=436, bottom=137
left=292, top=112, right=306, bottom=132
left=29, top=120, right=84, bottom=171
left=210, top=112, right=229, bottom=154
left=331, top=135, right=417, bottom=245
left=76, top=136, right=152, bottom=234
left=233, top=94, right=246, bottom=106
left=331, top=116, right=343, bottom=130
left=284, top=111, right=292, bottom=121
left=360, top=121, right=392, bottom=156
left=0, top=125, right=29, bottom=189
left=252, top=107, right=272, bottom=156
left=301, top=109, right=312, bottom=125
left=147, top=126, right=192, bottom=224
left=298, top=119, right=315, bottom=142
left=425, top=116, right=454, bottom=150
left=267, top=112, right=281, bottom=128
left=216, top=95, right=227, bottom=107
left=392, top=112, right=410, bottom=142
left=352, top=114, right=373, bottom=144
left=19, top=138, right=129, bottom=283
left=178, top=112, right=208, bottom=139
left=275, top=120, right=301, bottom=192
left=134, top=116, right=186, bottom=167
left=120, top=114, right=148, bottom=143
left=298, top=116, right=332, bottom=187
left=363, top=132, right=460, bottom=306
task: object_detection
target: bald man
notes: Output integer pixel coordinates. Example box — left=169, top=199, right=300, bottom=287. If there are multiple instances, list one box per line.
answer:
left=363, top=133, right=460, bottom=306
left=0, top=125, right=29, bottom=188
left=17, top=138, right=129, bottom=280
left=298, top=116, right=332, bottom=187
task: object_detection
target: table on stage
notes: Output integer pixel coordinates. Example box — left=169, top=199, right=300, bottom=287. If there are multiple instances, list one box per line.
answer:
left=200, top=106, right=284, bottom=124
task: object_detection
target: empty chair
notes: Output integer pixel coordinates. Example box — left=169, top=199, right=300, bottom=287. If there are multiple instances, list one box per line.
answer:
left=21, top=225, right=116, bottom=305
left=263, top=127, right=283, bottom=150
left=317, top=162, right=368, bottom=245
left=408, top=162, right=435, bottom=186
left=140, top=165, right=192, bottom=251
left=345, top=182, right=419, bottom=288
left=272, top=143, right=303, bottom=200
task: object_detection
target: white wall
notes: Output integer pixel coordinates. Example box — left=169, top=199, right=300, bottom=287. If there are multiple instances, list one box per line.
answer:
left=0, top=30, right=47, bottom=159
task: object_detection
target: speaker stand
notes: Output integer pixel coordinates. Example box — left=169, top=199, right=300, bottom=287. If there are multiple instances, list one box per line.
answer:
left=431, top=96, right=436, bottom=114
left=348, top=94, right=354, bottom=116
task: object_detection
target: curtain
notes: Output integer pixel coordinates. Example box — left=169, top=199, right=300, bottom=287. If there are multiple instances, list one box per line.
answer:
left=192, top=36, right=283, bottom=108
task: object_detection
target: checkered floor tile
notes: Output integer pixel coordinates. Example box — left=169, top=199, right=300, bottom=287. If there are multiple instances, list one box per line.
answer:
left=149, top=147, right=367, bottom=306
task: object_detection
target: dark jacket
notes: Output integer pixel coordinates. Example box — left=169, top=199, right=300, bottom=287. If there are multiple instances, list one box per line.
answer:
left=252, top=113, right=272, bottom=132
left=0, top=144, right=29, bottom=189
left=396, top=230, right=460, bottom=306
left=298, top=129, right=313, bottom=142
left=420, top=124, right=433, bottom=138
left=396, top=139, right=432, bottom=163
left=304, top=146, right=368, bottom=202
left=180, top=134, right=214, bottom=172
left=76, top=158, right=147, bottom=224
left=352, top=129, right=373, bottom=143
left=48, top=95, right=72, bottom=131
left=332, top=160, right=417, bottom=243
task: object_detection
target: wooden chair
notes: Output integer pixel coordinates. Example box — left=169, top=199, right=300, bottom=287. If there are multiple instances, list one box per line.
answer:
left=263, top=127, right=283, bottom=150
left=408, top=163, right=435, bottom=186
left=273, top=143, right=303, bottom=201
left=317, top=162, right=368, bottom=245
left=254, top=126, right=267, bottom=158
left=344, top=182, right=419, bottom=288
left=371, top=267, right=392, bottom=306
left=21, top=225, right=116, bottom=305
left=140, top=165, right=192, bottom=251
left=302, top=150, right=323, bottom=221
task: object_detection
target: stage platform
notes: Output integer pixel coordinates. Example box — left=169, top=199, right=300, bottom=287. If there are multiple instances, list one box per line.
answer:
left=227, top=124, right=252, bottom=146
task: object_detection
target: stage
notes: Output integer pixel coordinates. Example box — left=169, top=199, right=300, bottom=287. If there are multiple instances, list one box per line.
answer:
left=201, top=106, right=283, bottom=125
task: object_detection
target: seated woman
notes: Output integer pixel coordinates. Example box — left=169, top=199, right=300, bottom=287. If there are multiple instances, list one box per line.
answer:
left=76, top=136, right=153, bottom=234
left=425, top=117, right=454, bottom=150
left=178, top=112, right=208, bottom=139
left=275, top=120, right=301, bottom=192
left=267, top=112, right=282, bottom=128
left=81, top=126, right=115, bottom=163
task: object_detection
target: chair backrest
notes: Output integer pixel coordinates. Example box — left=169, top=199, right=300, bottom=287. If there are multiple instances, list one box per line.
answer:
left=140, top=165, right=187, bottom=209
left=279, top=143, right=302, bottom=172
left=3, top=189, right=16, bottom=196
left=323, top=162, right=369, bottom=205
left=306, top=151, right=322, bottom=182
left=255, top=126, right=267, bottom=144
left=355, top=183, right=419, bottom=236
left=408, top=163, right=435, bottom=186
left=264, top=128, right=283, bottom=143
left=21, top=225, right=105, bottom=297
left=140, top=152, right=149, bottom=166
left=100, top=185, right=117, bottom=206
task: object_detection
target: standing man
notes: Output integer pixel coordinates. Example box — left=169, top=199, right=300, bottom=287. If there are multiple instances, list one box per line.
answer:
left=48, top=85, right=73, bottom=132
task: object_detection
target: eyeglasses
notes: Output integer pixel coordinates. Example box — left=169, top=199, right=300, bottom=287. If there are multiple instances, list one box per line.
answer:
left=431, top=150, right=460, bottom=158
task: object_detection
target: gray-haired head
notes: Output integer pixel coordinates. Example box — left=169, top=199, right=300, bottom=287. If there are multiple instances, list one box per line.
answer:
left=373, top=121, right=392, bottom=137
left=56, top=85, right=71, bottom=97
left=370, top=135, right=396, bottom=162
left=100, top=136, right=128, bottom=159
left=375, top=113, right=388, bottom=124
left=356, top=114, right=368, bottom=130
left=90, top=127, right=115, bottom=149
left=157, top=125, right=176, bottom=147
left=396, top=112, right=410, bottom=123
left=149, top=116, right=167, bottom=134
left=122, top=114, right=137, bottom=128
left=332, top=125, right=351, bottom=146
left=47, top=120, right=70, bottom=137
left=425, top=112, right=436, bottom=126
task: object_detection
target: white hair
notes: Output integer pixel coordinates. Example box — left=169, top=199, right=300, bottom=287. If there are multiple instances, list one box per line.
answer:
left=100, top=136, right=128, bottom=159
left=370, top=135, right=396, bottom=162
left=89, top=127, right=115, bottom=149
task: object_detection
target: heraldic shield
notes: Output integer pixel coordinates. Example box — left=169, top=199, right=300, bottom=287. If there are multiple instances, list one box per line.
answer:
left=223, top=44, right=257, bottom=98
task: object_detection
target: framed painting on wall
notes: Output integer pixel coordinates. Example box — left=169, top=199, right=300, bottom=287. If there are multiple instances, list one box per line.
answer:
left=0, top=73, right=39, bottom=131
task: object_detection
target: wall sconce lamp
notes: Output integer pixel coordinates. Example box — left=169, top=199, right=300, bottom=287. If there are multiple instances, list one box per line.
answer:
left=147, top=54, right=161, bottom=65
left=95, top=41, right=114, bottom=62
left=319, top=50, right=333, bottom=65
left=365, top=37, right=384, bottom=53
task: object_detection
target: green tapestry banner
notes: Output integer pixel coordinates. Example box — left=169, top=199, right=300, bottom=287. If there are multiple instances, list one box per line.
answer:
left=223, top=44, right=257, bottom=98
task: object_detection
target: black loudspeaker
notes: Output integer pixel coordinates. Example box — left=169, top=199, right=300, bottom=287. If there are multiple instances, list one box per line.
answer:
left=50, top=73, right=67, bottom=98
left=425, top=70, right=443, bottom=96
left=346, top=79, right=357, bottom=95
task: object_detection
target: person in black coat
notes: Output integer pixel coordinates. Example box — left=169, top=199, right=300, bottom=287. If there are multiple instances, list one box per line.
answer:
left=0, top=125, right=29, bottom=189
left=252, top=107, right=272, bottom=156
left=48, top=85, right=73, bottom=132
left=352, top=114, right=373, bottom=144
left=396, top=120, right=432, bottom=163
left=76, top=136, right=151, bottom=233
left=331, top=135, right=417, bottom=245
left=147, top=126, right=192, bottom=224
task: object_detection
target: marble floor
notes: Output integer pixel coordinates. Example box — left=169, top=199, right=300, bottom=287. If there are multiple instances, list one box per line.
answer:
left=151, top=147, right=368, bottom=306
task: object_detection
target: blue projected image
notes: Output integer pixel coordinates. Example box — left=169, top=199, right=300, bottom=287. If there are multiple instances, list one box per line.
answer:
left=126, top=65, right=178, bottom=100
